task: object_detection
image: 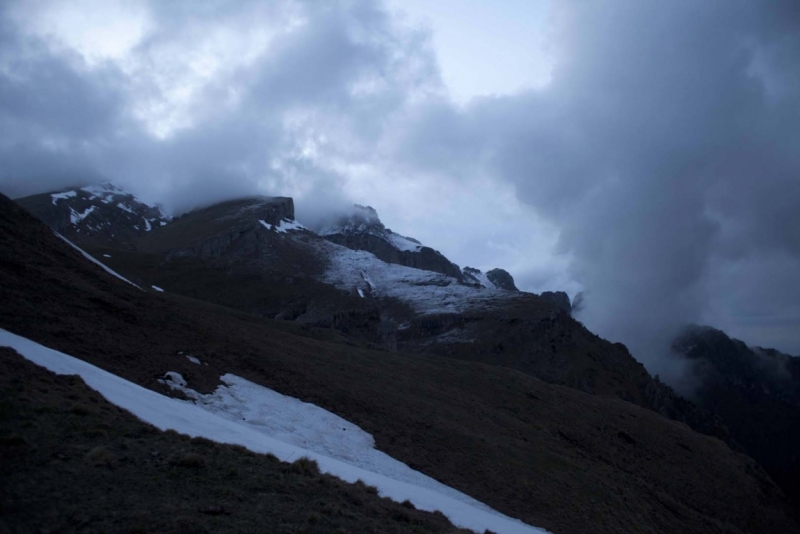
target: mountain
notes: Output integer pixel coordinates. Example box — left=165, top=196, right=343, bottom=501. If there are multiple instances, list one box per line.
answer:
left=15, top=183, right=170, bottom=248
left=672, top=325, right=800, bottom=501
left=486, top=268, right=519, bottom=291
left=19, top=187, right=732, bottom=441
left=318, top=204, right=465, bottom=280
left=3, top=190, right=798, bottom=533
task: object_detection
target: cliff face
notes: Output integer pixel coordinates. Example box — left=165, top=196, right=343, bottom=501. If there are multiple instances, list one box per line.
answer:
left=137, top=196, right=297, bottom=259
left=540, top=291, right=572, bottom=314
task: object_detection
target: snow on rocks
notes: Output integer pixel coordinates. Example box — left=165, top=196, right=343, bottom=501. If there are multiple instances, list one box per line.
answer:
left=315, top=240, right=520, bottom=316
left=158, top=371, right=187, bottom=387
left=69, top=206, right=96, bottom=225
left=0, top=329, right=549, bottom=534
left=387, top=232, right=423, bottom=252
left=260, top=219, right=307, bottom=233
left=51, top=191, right=77, bottom=204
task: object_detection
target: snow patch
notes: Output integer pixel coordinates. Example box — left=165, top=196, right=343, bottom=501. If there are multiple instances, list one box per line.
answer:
left=186, top=356, right=201, bottom=365
left=51, top=191, right=77, bottom=204
left=260, top=219, right=307, bottom=233
left=103, top=254, right=111, bottom=258
left=277, top=219, right=306, bottom=232
left=316, top=241, right=520, bottom=315
left=0, top=329, right=548, bottom=534
left=152, top=285, right=164, bottom=292
left=117, top=203, right=135, bottom=214
left=69, top=206, right=96, bottom=224
left=387, top=232, right=423, bottom=252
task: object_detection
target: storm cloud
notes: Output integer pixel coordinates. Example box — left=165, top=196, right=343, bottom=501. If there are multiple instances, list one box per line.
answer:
left=1, top=0, right=799, bottom=384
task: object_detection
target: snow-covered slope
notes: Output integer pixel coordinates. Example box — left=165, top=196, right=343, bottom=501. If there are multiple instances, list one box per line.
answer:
left=312, top=238, right=520, bottom=316
left=16, top=183, right=170, bottom=245
left=0, top=328, right=548, bottom=534
left=319, top=204, right=423, bottom=253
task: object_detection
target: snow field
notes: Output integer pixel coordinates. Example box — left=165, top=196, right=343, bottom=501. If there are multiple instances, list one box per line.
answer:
left=0, top=329, right=548, bottom=534
left=316, top=241, right=520, bottom=315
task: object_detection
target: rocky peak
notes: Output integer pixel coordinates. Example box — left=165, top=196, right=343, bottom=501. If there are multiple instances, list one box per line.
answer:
left=486, top=268, right=518, bottom=291
left=319, top=205, right=463, bottom=280
left=15, top=182, right=170, bottom=247
left=319, top=204, right=385, bottom=238
left=539, top=291, right=572, bottom=314
left=245, top=196, right=295, bottom=226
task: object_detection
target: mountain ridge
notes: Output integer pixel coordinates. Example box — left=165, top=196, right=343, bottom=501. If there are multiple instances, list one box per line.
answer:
left=2, top=190, right=798, bottom=533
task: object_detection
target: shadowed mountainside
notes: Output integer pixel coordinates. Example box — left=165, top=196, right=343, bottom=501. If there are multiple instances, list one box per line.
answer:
left=673, top=325, right=800, bottom=502
left=2, top=192, right=799, bottom=533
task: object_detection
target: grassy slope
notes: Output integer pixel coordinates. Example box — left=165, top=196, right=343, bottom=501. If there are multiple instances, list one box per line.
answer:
left=0, top=348, right=469, bottom=534
left=1, top=194, right=798, bottom=534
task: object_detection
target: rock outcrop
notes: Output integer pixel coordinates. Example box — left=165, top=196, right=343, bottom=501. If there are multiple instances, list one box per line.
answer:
left=540, top=291, right=572, bottom=314
left=486, top=268, right=518, bottom=291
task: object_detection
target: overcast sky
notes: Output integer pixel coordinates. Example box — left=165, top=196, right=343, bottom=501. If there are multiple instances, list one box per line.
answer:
left=1, top=0, right=799, bottom=371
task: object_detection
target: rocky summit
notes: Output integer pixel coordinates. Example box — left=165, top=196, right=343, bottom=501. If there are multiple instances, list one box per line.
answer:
left=486, top=268, right=519, bottom=291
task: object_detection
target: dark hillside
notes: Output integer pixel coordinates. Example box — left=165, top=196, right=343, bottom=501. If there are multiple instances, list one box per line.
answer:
left=673, top=325, right=800, bottom=501
left=0, top=349, right=470, bottom=534
left=2, top=193, right=798, bottom=533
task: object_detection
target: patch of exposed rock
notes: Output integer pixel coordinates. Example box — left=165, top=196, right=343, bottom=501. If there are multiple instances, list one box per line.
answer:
left=540, top=291, right=572, bottom=314
left=486, top=268, right=518, bottom=291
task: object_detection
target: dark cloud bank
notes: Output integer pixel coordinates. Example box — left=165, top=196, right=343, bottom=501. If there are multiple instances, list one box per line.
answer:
left=1, top=0, right=799, bottom=389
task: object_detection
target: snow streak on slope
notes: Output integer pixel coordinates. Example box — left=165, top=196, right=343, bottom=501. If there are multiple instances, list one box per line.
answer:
left=54, top=232, right=143, bottom=290
left=314, top=239, right=520, bottom=315
left=464, top=269, right=497, bottom=290
left=0, top=330, right=548, bottom=534
left=387, top=232, right=423, bottom=252
left=159, top=372, right=495, bottom=508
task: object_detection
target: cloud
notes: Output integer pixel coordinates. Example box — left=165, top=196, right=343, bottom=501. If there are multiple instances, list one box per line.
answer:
left=1, top=0, right=799, bottom=387
left=412, top=1, right=800, bottom=361
left=0, top=0, right=440, bottom=210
